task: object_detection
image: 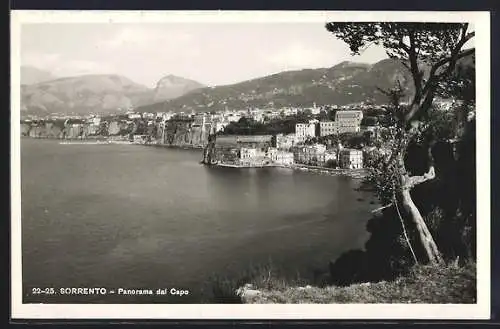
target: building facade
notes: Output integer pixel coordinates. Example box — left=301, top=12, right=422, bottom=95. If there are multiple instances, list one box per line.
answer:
left=268, top=148, right=295, bottom=165
left=319, top=121, right=336, bottom=137
left=293, top=143, right=327, bottom=166
left=214, top=135, right=274, bottom=165
left=276, top=133, right=296, bottom=151
left=295, top=123, right=317, bottom=142
left=335, top=110, right=363, bottom=134
left=339, top=149, right=364, bottom=169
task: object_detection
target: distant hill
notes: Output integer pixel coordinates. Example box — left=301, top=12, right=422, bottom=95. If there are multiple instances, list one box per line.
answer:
left=139, top=55, right=474, bottom=114
left=20, top=72, right=206, bottom=115
left=137, top=59, right=416, bottom=113
left=20, top=56, right=474, bottom=116
left=21, top=66, right=57, bottom=85
left=20, top=74, right=154, bottom=115
left=153, top=75, right=205, bottom=102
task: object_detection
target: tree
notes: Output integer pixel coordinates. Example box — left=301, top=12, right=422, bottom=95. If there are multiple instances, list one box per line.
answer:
left=326, top=22, right=474, bottom=264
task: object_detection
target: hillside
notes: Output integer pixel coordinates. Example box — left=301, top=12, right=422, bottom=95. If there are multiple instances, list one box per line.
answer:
left=153, top=74, right=205, bottom=102
left=20, top=72, right=206, bottom=115
left=138, top=55, right=475, bottom=114
left=21, top=55, right=474, bottom=116
left=208, top=261, right=476, bottom=304
left=137, top=59, right=415, bottom=113
left=21, top=66, right=57, bottom=85
left=20, top=74, right=155, bottom=115
left=238, top=262, right=476, bottom=304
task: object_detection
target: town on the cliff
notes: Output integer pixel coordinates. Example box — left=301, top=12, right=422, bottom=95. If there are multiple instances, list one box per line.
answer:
left=20, top=100, right=453, bottom=172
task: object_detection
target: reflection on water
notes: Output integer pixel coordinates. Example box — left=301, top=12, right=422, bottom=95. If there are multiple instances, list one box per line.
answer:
left=21, top=139, right=378, bottom=303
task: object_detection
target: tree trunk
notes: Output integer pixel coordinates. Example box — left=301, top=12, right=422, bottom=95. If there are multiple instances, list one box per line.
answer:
left=400, top=179, right=444, bottom=265
left=396, top=150, right=444, bottom=265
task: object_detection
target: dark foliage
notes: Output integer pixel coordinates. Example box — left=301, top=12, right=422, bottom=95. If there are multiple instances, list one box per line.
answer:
left=329, top=118, right=476, bottom=286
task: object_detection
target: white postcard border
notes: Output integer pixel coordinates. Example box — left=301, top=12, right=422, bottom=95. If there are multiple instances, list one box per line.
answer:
left=10, top=10, right=491, bottom=320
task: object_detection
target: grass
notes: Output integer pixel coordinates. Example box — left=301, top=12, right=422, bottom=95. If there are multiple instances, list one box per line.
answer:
left=206, top=260, right=476, bottom=304
left=202, top=261, right=310, bottom=303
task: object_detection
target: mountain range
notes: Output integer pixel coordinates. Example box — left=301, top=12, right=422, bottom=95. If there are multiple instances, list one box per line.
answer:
left=137, top=59, right=415, bottom=113
left=20, top=56, right=474, bottom=116
left=20, top=70, right=206, bottom=115
left=138, top=56, right=474, bottom=114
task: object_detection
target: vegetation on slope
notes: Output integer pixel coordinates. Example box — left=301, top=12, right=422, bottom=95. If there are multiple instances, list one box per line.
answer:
left=207, top=260, right=476, bottom=304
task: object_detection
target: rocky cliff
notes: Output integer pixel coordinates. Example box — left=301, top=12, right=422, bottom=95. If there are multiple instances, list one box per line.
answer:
left=163, top=120, right=213, bottom=148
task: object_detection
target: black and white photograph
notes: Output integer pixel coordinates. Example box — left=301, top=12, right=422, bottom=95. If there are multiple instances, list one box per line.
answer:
left=11, top=10, right=490, bottom=319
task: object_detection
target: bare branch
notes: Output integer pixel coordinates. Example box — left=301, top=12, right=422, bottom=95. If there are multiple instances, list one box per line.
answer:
left=461, top=23, right=469, bottom=40
left=404, top=47, right=474, bottom=124
left=407, top=30, right=423, bottom=105
left=437, top=47, right=475, bottom=79
left=398, top=36, right=410, bottom=53
left=407, top=165, right=436, bottom=188
left=424, top=31, right=475, bottom=92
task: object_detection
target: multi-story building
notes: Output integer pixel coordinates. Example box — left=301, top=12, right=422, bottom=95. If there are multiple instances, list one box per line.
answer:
left=339, top=149, right=364, bottom=169
left=319, top=121, right=336, bottom=137
left=213, top=121, right=228, bottom=133
left=275, top=133, right=296, bottom=151
left=214, top=135, right=274, bottom=165
left=316, top=150, right=338, bottom=166
left=240, top=147, right=258, bottom=160
left=268, top=147, right=294, bottom=165
left=293, top=143, right=327, bottom=165
left=295, top=122, right=317, bottom=142
left=335, top=110, right=363, bottom=134
left=276, top=151, right=294, bottom=165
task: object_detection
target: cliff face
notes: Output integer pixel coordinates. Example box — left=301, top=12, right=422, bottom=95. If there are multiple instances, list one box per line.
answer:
left=202, top=134, right=218, bottom=164
left=22, top=122, right=65, bottom=138
left=21, top=117, right=215, bottom=146
left=163, top=120, right=213, bottom=148
left=22, top=121, right=100, bottom=139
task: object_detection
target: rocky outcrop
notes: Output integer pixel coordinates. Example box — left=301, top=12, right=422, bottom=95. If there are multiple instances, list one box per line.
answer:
left=21, top=120, right=102, bottom=139
left=161, top=119, right=212, bottom=150
left=201, top=134, right=218, bottom=164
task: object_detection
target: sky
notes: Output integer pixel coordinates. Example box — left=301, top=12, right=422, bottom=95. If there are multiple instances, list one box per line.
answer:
left=20, top=22, right=390, bottom=88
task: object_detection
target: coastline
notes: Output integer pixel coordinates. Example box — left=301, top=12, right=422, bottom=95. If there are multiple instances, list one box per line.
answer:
left=24, top=137, right=368, bottom=178
left=209, top=162, right=368, bottom=178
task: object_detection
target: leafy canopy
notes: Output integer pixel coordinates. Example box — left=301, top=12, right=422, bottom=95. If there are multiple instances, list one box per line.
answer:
left=325, top=22, right=475, bottom=124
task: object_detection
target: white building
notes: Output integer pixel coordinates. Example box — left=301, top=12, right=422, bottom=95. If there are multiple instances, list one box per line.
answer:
left=253, top=113, right=265, bottom=123
left=276, top=133, right=295, bottom=150
left=339, top=149, right=363, bottom=169
left=128, top=113, right=142, bottom=120
left=214, top=121, right=228, bottom=133
left=295, top=123, right=316, bottom=142
left=240, top=147, right=257, bottom=160
left=335, top=110, right=363, bottom=134
left=317, top=150, right=338, bottom=166
left=268, top=148, right=294, bottom=165
left=319, top=121, right=336, bottom=136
